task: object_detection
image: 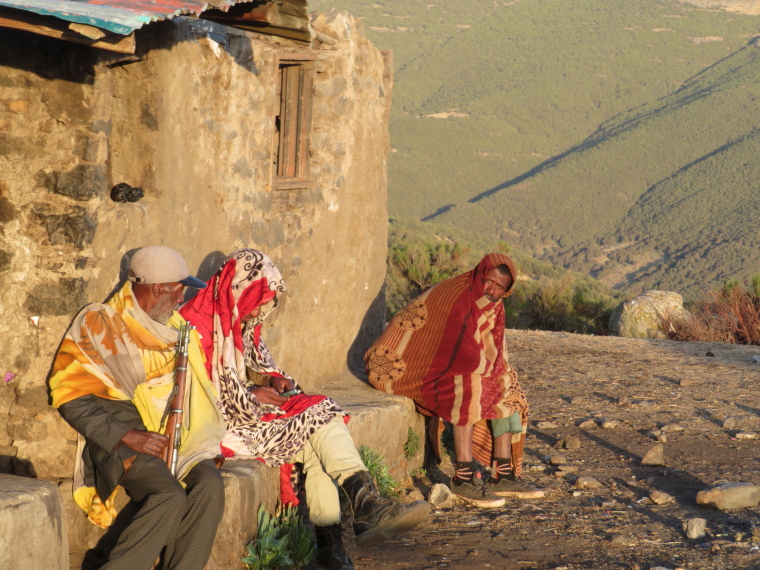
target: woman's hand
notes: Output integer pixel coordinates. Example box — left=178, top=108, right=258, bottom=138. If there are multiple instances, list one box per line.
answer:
left=250, top=386, right=288, bottom=406
left=270, top=377, right=296, bottom=394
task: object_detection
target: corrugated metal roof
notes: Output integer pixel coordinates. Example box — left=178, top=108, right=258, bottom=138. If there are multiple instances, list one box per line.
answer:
left=0, top=0, right=246, bottom=35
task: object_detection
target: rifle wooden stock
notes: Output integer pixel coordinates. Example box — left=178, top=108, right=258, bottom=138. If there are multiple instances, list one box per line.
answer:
left=161, top=322, right=192, bottom=476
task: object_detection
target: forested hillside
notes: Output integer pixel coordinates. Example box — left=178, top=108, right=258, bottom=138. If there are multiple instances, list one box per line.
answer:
left=311, top=0, right=760, bottom=300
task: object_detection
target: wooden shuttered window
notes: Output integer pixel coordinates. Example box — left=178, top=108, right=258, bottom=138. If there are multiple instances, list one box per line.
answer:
left=272, top=59, right=315, bottom=190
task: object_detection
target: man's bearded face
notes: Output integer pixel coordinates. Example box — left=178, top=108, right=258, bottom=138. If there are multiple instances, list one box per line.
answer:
left=150, top=283, right=185, bottom=324
left=482, top=268, right=513, bottom=303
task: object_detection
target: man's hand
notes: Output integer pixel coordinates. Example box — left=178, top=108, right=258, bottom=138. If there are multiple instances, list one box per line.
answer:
left=250, top=386, right=289, bottom=406
left=270, top=377, right=295, bottom=394
left=120, top=429, right=169, bottom=458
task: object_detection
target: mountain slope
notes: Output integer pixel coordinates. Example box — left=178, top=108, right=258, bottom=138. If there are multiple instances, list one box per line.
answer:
left=310, top=0, right=760, bottom=299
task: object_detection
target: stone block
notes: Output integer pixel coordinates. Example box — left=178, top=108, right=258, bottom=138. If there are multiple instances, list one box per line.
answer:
left=0, top=474, right=68, bottom=569
left=208, top=460, right=280, bottom=570
left=23, top=278, right=88, bottom=316
left=34, top=207, right=98, bottom=247
left=322, top=374, right=425, bottom=481
left=49, top=164, right=107, bottom=201
left=0, top=186, right=18, bottom=223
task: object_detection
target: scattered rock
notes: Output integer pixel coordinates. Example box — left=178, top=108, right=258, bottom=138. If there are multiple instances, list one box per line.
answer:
left=641, top=444, right=665, bottom=466
left=721, top=417, right=737, bottom=430
left=555, top=436, right=582, bottom=450
left=405, top=489, right=425, bottom=502
left=577, top=419, right=596, bottom=429
left=600, top=419, right=619, bottom=429
left=696, top=482, right=760, bottom=510
left=647, top=430, right=662, bottom=440
left=616, top=395, right=630, bottom=406
left=535, top=421, right=559, bottom=429
left=570, top=396, right=584, bottom=405
left=705, top=351, right=714, bottom=357
left=735, top=432, right=758, bottom=440
left=658, top=434, right=667, bottom=443
left=557, top=465, right=577, bottom=473
left=683, top=518, right=707, bottom=539
left=609, top=534, right=628, bottom=545
left=428, top=483, right=455, bottom=508
left=576, top=476, right=602, bottom=489
left=649, top=490, right=674, bottom=505
left=750, top=355, right=760, bottom=363
left=550, top=455, right=567, bottom=465
left=660, top=423, right=684, bottom=433
left=679, top=378, right=693, bottom=387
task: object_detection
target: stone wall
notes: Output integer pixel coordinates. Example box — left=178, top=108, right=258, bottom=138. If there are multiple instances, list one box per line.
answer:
left=0, top=11, right=391, bottom=480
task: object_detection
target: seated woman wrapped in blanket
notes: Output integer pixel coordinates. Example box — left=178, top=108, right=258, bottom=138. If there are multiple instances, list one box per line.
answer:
left=180, top=248, right=430, bottom=570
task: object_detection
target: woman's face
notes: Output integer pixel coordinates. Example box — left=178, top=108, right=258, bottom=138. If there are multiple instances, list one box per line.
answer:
left=241, top=305, right=262, bottom=323
left=241, top=296, right=278, bottom=325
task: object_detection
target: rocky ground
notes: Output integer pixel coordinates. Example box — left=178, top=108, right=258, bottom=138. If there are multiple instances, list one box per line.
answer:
left=344, top=330, right=760, bottom=570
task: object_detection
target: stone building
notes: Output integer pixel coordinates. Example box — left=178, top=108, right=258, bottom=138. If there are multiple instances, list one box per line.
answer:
left=0, top=1, right=392, bottom=485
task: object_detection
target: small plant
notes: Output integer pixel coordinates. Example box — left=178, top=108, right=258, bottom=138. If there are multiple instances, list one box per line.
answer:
left=359, top=445, right=400, bottom=500
left=242, top=504, right=315, bottom=570
left=403, top=427, right=421, bottom=459
left=410, top=467, right=428, bottom=478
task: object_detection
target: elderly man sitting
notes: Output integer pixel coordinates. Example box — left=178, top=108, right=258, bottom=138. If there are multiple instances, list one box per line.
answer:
left=50, top=246, right=226, bottom=569
left=365, top=253, right=544, bottom=507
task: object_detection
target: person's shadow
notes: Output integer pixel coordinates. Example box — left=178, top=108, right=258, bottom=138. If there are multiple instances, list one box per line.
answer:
left=345, top=285, right=386, bottom=381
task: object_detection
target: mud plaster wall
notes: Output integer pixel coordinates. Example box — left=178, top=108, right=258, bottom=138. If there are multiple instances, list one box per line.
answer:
left=0, top=11, right=392, bottom=479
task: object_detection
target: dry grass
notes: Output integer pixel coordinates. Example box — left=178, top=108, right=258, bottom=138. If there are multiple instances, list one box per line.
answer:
left=661, top=283, right=760, bottom=345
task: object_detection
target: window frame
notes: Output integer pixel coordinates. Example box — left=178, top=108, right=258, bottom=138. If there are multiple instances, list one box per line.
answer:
left=271, top=54, right=317, bottom=191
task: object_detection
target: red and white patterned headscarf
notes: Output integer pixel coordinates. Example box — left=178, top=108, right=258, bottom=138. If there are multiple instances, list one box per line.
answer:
left=181, top=248, right=289, bottom=391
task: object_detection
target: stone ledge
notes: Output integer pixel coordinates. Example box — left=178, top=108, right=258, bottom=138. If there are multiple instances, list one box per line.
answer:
left=58, top=371, right=423, bottom=568
left=0, top=474, right=68, bottom=570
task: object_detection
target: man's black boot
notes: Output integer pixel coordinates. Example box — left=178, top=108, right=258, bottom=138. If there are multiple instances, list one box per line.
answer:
left=340, top=470, right=431, bottom=547
left=314, top=524, right=354, bottom=570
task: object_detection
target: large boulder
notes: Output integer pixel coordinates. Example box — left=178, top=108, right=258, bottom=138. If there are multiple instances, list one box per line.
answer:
left=609, top=290, right=690, bottom=339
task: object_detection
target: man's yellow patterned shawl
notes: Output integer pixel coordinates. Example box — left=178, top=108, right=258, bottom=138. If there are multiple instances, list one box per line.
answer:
left=49, top=282, right=225, bottom=527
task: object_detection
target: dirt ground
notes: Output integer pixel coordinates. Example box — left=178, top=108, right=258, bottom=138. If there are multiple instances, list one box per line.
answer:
left=345, top=330, right=760, bottom=570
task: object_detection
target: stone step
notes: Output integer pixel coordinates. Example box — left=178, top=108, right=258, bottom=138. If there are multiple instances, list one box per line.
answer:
left=60, top=374, right=422, bottom=568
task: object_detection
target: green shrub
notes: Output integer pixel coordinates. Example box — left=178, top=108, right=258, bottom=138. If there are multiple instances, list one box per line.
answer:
left=403, top=427, right=421, bottom=460
left=359, top=445, right=400, bottom=500
left=242, top=504, right=315, bottom=570
left=504, top=275, right=618, bottom=335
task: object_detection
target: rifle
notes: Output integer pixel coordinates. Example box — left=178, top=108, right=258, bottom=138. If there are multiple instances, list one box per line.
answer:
left=161, top=322, right=193, bottom=477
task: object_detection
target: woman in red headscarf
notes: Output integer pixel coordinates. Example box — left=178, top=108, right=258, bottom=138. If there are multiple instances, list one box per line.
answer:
left=181, top=249, right=430, bottom=568
left=366, top=253, right=543, bottom=506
